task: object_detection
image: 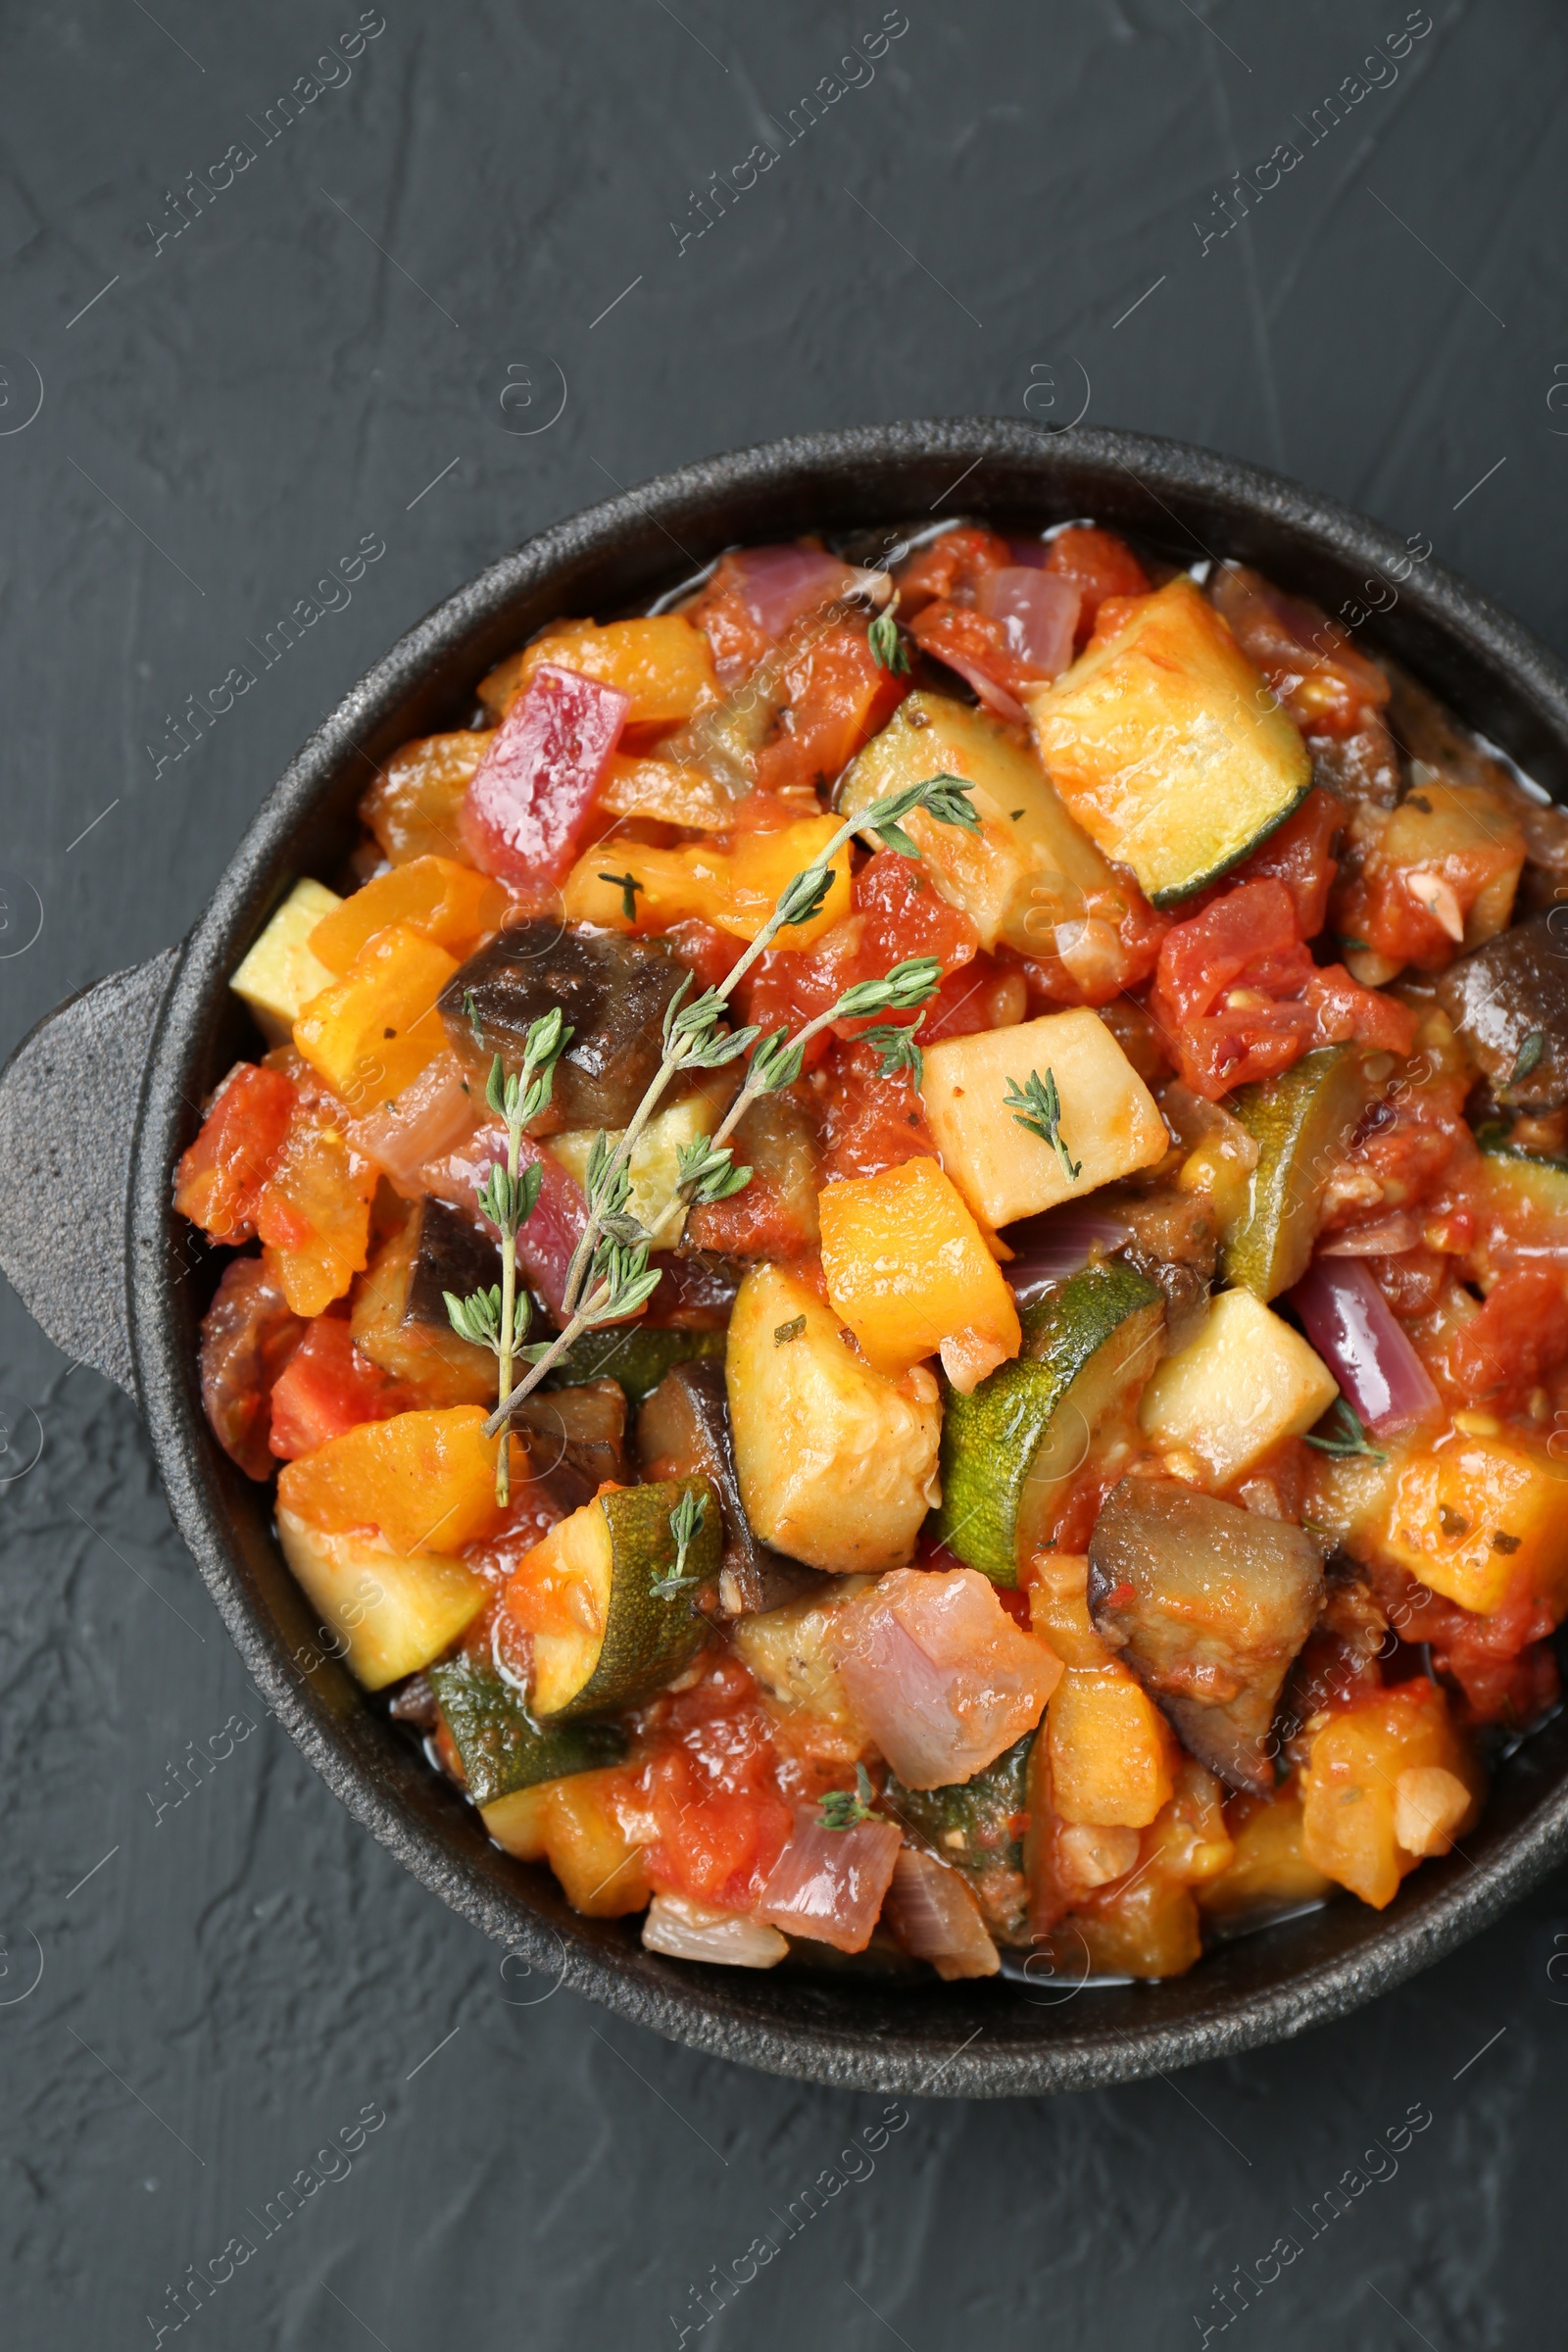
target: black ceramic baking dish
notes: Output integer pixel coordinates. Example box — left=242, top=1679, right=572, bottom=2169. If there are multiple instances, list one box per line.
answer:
left=4, top=419, right=1566, bottom=2097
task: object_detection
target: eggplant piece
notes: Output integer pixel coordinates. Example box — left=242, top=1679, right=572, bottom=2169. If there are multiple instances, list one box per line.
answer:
left=1437, top=913, right=1568, bottom=1110
left=351, top=1199, right=502, bottom=1406
left=1098, top=1181, right=1216, bottom=1354
left=512, top=1379, right=630, bottom=1494
left=683, top=1085, right=820, bottom=1259
left=440, top=920, right=692, bottom=1131
left=1087, top=1478, right=1324, bottom=1795
left=637, top=1359, right=824, bottom=1617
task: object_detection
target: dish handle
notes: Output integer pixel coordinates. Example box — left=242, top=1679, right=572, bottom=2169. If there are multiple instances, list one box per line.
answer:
left=0, top=950, right=180, bottom=1396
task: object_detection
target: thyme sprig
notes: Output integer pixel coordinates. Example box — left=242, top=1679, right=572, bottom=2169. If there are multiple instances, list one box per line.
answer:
left=818, top=1764, right=876, bottom=1832
left=651, top=1486, right=709, bottom=1600
left=444, top=1005, right=571, bottom=1501
left=480, top=773, right=979, bottom=1438
left=867, top=598, right=909, bottom=674
left=1004, top=1064, right=1081, bottom=1181
left=1303, top=1398, right=1388, bottom=1465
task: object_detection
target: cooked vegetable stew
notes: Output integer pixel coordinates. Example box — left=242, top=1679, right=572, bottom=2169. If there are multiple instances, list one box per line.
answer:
left=177, top=518, right=1568, bottom=1983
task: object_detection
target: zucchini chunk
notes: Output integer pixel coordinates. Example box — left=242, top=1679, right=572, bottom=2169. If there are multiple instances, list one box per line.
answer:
left=637, top=1360, right=824, bottom=1617
left=439, top=920, right=694, bottom=1130
left=1136, top=1288, right=1339, bottom=1488
left=426, top=1652, right=625, bottom=1806
left=507, top=1476, right=720, bottom=1719
left=837, top=688, right=1113, bottom=954
left=542, top=1325, right=726, bottom=1408
left=1437, top=912, right=1568, bottom=1110
left=881, top=1733, right=1034, bottom=1941
left=725, top=1263, right=942, bottom=1574
left=276, top=1508, right=487, bottom=1690
left=1087, top=1477, right=1324, bottom=1794
left=1221, top=1046, right=1369, bottom=1298
left=1025, top=575, right=1311, bottom=906
left=1477, top=1136, right=1568, bottom=1219
left=351, top=1197, right=504, bottom=1407
left=936, top=1263, right=1164, bottom=1585
left=230, top=877, right=342, bottom=1043
left=920, top=1008, right=1168, bottom=1230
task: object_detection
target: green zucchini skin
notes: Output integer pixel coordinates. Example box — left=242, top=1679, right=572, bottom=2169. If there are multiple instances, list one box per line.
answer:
left=1476, top=1132, right=1568, bottom=1214
left=542, top=1326, right=725, bottom=1406
left=1222, top=1046, right=1366, bottom=1299
left=427, top=1654, right=626, bottom=1807
left=882, top=1733, right=1035, bottom=1940
left=1143, top=777, right=1312, bottom=909
left=544, top=1474, right=722, bottom=1721
left=934, top=1263, right=1164, bottom=1585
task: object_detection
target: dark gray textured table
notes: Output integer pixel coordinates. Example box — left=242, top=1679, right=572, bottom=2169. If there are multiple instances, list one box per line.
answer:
left=4, top=3, right=1566, bottom=2345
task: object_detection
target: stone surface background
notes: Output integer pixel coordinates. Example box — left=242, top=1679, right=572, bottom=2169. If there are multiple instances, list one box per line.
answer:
left=2, top=3, right=1566, bottom=2345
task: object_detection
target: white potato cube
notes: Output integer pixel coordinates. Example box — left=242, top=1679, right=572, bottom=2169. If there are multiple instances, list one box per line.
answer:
left=919, top=1008, right=1167, bottom=1229
left=230, top=877, right=342, bottom=1043
left=726, top=1264, right=941, bottom=1574
left=1137, top=1288, right=1339, bottom=1488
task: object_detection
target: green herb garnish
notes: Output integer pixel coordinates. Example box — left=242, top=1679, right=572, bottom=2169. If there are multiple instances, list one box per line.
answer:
left=818, top=1764, right=876, bottom=1832
left=1004, top=1065, right=1081, bottom=1181
left=1303, top=1398, right=1388, bottom=1465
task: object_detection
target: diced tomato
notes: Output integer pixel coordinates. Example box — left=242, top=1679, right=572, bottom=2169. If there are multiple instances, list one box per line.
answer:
left=817, top=1036, right=938, bottom=1184
left=267, top=1315, right=409, bottom=1459
left=1210, top=785, right=1344, bottom=940
left=855, top=849, right=980, bottom=974
left=1376, top=1569, right=1560, bottom=1729
left=637, top=1654, right=792, bottom=1910
left=919, top=952, right=1018, bottom=1042
left=1021, top=874, right=1169, bottom=1009
left=250, top=1065, right=379, bottom=1316
left=173, top=1062, right=296, bottom=1243
left=893, top=523, right=1010, bottom=617
left=1044, top=526, right=1152, bottom=646
left=662, top=916, right=743, bottom=993
left=1437, top=1264, right=1568, bottom=1410
left=461, top=664, right=629, bottom=889
left=1299, top=962, right=1419, bottom=1054
left=753, top=619, right=907, bottom=798
left=198, top=1254, right=306, bottom=1478
left=738, top=850, right=979, bottom=1070
left=686, top=553, right=780, bottom=687
left=1151, top=877, right=1415, bottom=1100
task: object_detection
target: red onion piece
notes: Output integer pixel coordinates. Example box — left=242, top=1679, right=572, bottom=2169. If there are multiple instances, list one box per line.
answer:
left=881, top=1846, right=1000, bottom=1979
left=346, top=1049, right=478, bottom=1196
left=735, top=546, right=857, bottom=640
left=976, top=566, right=1080, bottom=679
left=833, top=1567, right=1061, bottom=1790
left=1288, top=1256, right=1443, bottom=1434
left=935, top=647, right=1029, bottom=726
left=1006, top=537, right=1051, bottom=568
left=755, top=1808, right=903, bottom=1952
left=1004, top=1204, right=1133, bottom=1304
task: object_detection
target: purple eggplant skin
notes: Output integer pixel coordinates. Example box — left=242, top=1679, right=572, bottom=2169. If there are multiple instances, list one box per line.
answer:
left=1436, top=913, right=1568, bottom=1111
left=439, top=920, right=694, bottom=1131
left=637, top=1359, right=825, bottom=1619
left=404, top=1196, right=504, bottom=1330
left=1087, top=1478, right=1325, bottom=1796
